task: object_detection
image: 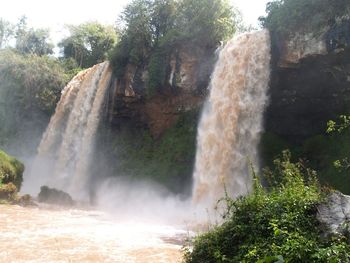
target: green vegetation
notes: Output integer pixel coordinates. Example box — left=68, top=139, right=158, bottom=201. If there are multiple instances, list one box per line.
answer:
left=109, top=0, right=239, bottom=94
left=0, top=17, right=78, bottom=152
left=0, top=17, right=119, bottom=151
left=0, top=49, right=70, bottom=151
left=15, top=16, right=54, bottom=56
left=108, top=109, right=199, bottom=193
left=184, top=151, right=350, bottom=262
left=259, top=0, right=350, bottom=34
left=59, top=22, right=118, bottom=68
left=260, top=117, right=350, bottom=195
left=0, top=16, right=53, bottom=55
left=0, top=149, right=24, bottom=200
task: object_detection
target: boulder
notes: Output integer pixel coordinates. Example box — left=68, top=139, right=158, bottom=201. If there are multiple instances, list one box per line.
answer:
left=38, top=186, right=75, bottom=206
left=17, top=194, right=37, bottom=207
left=317, top=191, right=350, bottom=239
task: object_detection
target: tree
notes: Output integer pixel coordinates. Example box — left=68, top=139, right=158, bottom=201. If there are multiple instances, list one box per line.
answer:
left=59, top=22, right=117, bottom=68
left=0, top=18, right=14, bottom=49
left=0, top=49, right=69, bottom=151
left=175, top=0, right=237, bottom=48
left=15, top=16, right=53, bottom=55
left=110, top=0, right=238, bottom=75
left=16, top=28, right=54, bottom=55
left=259, top=0, right=350, bottom=34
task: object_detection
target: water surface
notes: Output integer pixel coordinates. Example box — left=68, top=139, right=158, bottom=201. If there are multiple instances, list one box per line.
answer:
left=0, top=204, right=184, bottom=262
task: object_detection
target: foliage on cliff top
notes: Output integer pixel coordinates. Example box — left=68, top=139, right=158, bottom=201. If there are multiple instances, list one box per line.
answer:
left=184, top=151, right=350, bottom=263
left=0, top=150, right=24, bottom=191
left=59, top=22, right=118, bottom=68
left=259, top=0, right=350, bottom=34
left=109, top=0, right=240, bottom=82
left=0, top=49, right=69, bottom=152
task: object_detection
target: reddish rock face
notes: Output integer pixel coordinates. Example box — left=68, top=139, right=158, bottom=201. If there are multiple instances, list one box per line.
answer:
left=143, top=93, right=204, bottom=138
left=107, top=46, right=214, bottom=138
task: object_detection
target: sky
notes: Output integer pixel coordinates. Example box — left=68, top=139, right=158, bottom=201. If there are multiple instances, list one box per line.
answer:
left=0, top=0, right=269, bottom=43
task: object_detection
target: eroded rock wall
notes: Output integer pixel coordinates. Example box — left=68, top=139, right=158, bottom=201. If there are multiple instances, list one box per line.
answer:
left=266, top=20, right=350, bottom=142
left=107, top=46, right=215, bottom=138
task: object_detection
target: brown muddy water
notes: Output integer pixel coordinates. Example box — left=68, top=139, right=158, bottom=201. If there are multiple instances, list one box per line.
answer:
left=0, top=204, right=187, bottom=262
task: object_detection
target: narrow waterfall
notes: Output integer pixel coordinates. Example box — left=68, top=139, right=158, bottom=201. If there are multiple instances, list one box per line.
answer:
left=192, top=30, right=271, bottom=207
left=25, top=62, right=112, bottom=200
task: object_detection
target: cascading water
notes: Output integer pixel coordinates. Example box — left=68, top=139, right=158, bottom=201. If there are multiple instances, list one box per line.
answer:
left=23, top=62, right=112, bottom=200
left=192, top=30, right=271, bottom=208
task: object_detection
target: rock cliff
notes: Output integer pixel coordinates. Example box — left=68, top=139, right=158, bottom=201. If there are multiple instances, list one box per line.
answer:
left=107, top=47, right=214, bottom=138
left=108, top=20, right=350, bottom=142
left=102, top=21, right=350, bottom=192
left=266, top=19, right=350, bottom=142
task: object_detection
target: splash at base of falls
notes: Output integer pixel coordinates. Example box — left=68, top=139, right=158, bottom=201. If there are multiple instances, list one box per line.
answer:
left=0, top=204, right=185, bottom=263
left=23, top=62, right=112, bottom=200
left=192, top=30, right=271, bottom=208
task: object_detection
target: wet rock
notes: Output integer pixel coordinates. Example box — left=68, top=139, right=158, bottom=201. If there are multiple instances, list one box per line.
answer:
left=278, top=31, right=327, bottom=68
left=317, top=191, right=350, bottom=239
left=38, top=186, right=75, bottom=206
left=107, top=46, right=213, bottom=137
left=266, top=44, right=350, bottom=142
left=17, top=194, right=37, bottom=207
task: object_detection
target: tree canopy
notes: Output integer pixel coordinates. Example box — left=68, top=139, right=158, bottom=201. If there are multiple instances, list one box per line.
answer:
left=0, top=16, right=54, bottom=55
left=110, top=0, right=239, bottom=79
left=59, top=22, right=118, bottom=68
left=259, top=0, right=350, bottom=34
left=0, top=49, right=69, bottom=152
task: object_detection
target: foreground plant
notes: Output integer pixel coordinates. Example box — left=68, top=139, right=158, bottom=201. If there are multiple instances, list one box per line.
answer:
left=184, top=151, right=350, bottom=263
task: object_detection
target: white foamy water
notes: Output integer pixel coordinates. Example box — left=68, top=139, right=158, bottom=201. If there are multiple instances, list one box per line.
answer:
left=192, top=30, right=271, bottom=208
left=0, top=204, right=185, bottom=263
left=23, top=62, right=112, bottom=200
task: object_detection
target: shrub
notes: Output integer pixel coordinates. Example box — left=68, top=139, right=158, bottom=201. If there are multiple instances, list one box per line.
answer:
left=0, top=150, right=24, bottom=190
left=0, top=182, right=17, bottom=200
left=184, top=151, right=350, bottom=262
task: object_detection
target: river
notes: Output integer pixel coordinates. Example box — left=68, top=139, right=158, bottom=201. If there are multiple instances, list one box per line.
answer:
left=0, top=204, right=186, bottom=262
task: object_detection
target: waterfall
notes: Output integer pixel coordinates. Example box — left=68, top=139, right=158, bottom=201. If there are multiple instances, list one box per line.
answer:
left=24, top=62, right=112, bottom=200
left=192, top=30, right=271, bottom=208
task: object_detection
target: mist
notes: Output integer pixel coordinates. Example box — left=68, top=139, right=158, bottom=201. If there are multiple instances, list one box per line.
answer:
left=95, top=177, right=198, bottom=225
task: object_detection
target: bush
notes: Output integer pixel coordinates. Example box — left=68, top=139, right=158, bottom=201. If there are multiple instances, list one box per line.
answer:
left=0, top=150, right=24, bottom=190
left=184, top=151, right=350, bottom=262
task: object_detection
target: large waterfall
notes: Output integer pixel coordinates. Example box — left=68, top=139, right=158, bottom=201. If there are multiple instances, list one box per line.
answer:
left=24, top=62, right=112, bottom=200
left=192, top=30, right=271, bottom=207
